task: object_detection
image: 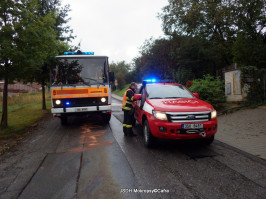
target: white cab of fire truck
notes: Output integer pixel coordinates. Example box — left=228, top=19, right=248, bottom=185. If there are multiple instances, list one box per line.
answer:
left=50, top=51, right=114, bottom=125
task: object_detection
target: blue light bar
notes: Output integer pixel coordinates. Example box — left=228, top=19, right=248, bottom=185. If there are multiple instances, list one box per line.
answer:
left=82, top=52, right=94, bottom=55
left=64, top=52, right=76, bottom=55
left=144, top=78, right=157, bottom=83
left=63, top=51, right=94, bottom=55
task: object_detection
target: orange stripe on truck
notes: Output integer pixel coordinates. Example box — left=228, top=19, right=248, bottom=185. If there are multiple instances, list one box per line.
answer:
left=52, top=87, right=108, bottom=99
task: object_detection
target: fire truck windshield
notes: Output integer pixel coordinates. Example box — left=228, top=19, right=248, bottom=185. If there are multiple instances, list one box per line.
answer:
left=146, top=84, right=195, bottom=99
left=52, top=57, right=107, bottom=85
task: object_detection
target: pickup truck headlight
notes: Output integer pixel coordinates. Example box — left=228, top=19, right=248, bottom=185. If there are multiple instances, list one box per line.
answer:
left=211, top=110, right=217, bottom=119
left=153, top=111, right=167, bottom=121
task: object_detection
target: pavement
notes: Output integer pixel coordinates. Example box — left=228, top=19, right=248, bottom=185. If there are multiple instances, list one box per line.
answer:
left=111, top=93, right=266, bottom=161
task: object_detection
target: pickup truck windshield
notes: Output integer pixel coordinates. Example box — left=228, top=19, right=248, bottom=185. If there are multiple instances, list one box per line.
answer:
left=146, top=84, right=195, bottom=99
left=52, top=57, right=107, bottom=85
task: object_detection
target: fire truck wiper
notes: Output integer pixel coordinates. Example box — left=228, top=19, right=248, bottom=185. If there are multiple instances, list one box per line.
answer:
left=82, top=82, right=91, bottom=87
left=84, top=78, right=105, bottom=86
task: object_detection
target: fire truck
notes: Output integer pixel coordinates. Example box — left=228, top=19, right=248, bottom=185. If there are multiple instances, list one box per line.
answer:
left=134, top=79, right=218, bottom=147
left=50, top=51, right=114, bottom=125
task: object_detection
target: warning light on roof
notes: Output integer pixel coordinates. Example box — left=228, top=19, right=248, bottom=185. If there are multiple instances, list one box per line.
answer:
left=144, top=79, right=157, bottom=83
left=64, top=51, right=94, bottom=55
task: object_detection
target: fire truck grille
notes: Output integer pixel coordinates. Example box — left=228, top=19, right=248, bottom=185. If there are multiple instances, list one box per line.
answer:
left=53, top=97, right=108, bottom=108
left=166, top=111, right=211, bottom=123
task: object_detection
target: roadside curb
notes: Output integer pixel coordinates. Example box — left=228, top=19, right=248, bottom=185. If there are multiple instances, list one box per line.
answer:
left=218, top=106, right=247, bottom=116
left=214, top=140, right=266, bottom=166
left=112, top=94, right=123, bottom=102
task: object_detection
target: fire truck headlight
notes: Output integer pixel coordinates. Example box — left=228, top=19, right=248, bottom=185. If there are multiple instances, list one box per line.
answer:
left=211, top=110, right=217, bottom=119
left=101, top=98, right=107, bottom=103
left=55, top=100, right=61, bottom=105
left=153, top=111, right=167, bottom=121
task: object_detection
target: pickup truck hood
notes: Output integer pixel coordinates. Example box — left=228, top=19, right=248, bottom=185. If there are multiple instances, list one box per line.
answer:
left=147, top=98, right=214, bottom=112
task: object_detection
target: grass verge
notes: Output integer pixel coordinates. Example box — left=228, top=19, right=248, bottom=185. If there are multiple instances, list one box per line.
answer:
left=112, top=84, right=130, bottom=96
left=0, top=92, right=51, bottom=140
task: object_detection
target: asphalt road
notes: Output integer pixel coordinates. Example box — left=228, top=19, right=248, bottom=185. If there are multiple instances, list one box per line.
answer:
left=0, top=98, right=265, bottom=198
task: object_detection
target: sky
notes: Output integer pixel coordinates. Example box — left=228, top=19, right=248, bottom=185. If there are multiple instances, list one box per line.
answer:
left=61, top=0, right=168, bottom=63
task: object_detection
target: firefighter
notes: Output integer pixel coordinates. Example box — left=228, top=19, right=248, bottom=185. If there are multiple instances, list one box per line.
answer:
left=122, top=82, right=137, bottom=137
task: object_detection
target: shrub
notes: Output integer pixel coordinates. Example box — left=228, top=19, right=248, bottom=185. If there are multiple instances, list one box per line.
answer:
left=190, top=74, right=226, bottom=110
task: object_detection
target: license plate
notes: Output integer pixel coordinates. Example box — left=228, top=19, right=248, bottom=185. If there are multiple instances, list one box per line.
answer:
left=76, top=108, right=89, bottom=112
left=182, top=123, right=203, bottom=129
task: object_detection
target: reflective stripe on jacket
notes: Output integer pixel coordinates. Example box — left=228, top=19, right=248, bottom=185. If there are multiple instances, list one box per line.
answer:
left=122, top=88, right=135, bottom=111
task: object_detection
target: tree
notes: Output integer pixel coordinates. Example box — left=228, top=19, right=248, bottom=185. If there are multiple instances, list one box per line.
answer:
left=159, top=0, right=238, bottom=65
left=0, top=0, right=23, bottom=128
left=133, top=38, right=175, bottom=81
left=35, top=0, right=74, bottom=110
left=110, top=61, right=132, bottom=89
left=0, top=0, right=63, bottom=128
left=159, top=0, right=266, bottom=67
left=132, top=36, right=223, bottom=84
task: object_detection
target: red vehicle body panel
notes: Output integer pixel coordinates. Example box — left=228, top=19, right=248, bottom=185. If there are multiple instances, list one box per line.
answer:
left=134, top=83, right=218, bottom=140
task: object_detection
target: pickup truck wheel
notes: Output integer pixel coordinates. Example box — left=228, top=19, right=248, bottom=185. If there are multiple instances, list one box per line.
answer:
left=143, top=120, right=155, bottom=148
left=60, top=115, right=68, bottom=125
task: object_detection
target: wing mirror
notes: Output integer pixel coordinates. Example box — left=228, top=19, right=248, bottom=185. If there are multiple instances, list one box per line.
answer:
left=108, top=72, right=114, bottom=83
left=193, top=93, right=199, bottom=98
left=134, top=94, right=142, bottom=100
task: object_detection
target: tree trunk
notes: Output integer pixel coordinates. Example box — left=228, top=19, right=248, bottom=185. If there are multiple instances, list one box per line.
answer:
left=1, top=74, right=8, bottom=129
left=41, top=79, right=46, bottom=110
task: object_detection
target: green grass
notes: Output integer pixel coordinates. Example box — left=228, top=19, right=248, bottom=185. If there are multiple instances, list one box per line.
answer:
left=0, top=92, right=51, bottom=140
left=112, top=84, right=130, bottom=96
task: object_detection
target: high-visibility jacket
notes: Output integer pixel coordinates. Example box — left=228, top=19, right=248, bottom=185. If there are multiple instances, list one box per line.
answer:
left=122, top=88, right=135, bottom=111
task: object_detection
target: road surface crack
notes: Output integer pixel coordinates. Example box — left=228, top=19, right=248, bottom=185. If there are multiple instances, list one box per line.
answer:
left=17, top=153, right=48, bottom=198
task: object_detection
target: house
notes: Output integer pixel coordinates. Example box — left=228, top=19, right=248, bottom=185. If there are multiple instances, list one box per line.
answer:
left=0, top=81, right=41, bottom=93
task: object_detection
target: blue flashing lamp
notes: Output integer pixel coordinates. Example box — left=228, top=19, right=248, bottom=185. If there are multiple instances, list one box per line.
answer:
left=65, top=101, right=71, bottom=106
left=63, top=51, right=94, bottom=55
left=82, top=52, right=94, bottom=55
left=144, top=78, right=157, bottom=83
left=64, top=52, right=76, bottom=55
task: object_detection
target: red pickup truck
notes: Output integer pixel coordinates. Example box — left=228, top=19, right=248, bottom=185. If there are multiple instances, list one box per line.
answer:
left=134, top=80, right=217, bottom=147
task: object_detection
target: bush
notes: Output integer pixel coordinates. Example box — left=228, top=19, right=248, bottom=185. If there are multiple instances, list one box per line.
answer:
left=190, top=74, right=226, bottom=110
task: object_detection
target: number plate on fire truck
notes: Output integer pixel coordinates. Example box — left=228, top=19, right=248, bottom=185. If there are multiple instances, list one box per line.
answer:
left=182, top=123, right=203, bottom=129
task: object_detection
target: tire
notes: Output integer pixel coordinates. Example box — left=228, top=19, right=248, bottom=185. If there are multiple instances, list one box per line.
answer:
left=143, top=120, right=155, bottom=148
left=202, top=135, right=214, bottom=145
left=102, top=113, right=111, bottom=123
left=60, top=115, right=68, bottom=125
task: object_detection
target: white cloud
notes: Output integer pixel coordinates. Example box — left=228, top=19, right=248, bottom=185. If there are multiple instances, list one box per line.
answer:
left=62, top=0, right=168, bottom=63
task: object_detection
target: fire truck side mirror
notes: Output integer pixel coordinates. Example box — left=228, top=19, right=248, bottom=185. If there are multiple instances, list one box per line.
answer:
left=193, top=93, right=199, bottom=98
left=109, top=72, right=114, bottom=83
left=134, top=94, right=142, bottom=100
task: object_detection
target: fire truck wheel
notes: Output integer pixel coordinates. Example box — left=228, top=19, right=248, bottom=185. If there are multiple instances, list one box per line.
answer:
left=202, top=135, right=214, bottom=145
left=102, top=113, right=111, bottom=123
left=143, top=120, right=155, bottom=148
left=60, top=115, right=68, bottom=125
